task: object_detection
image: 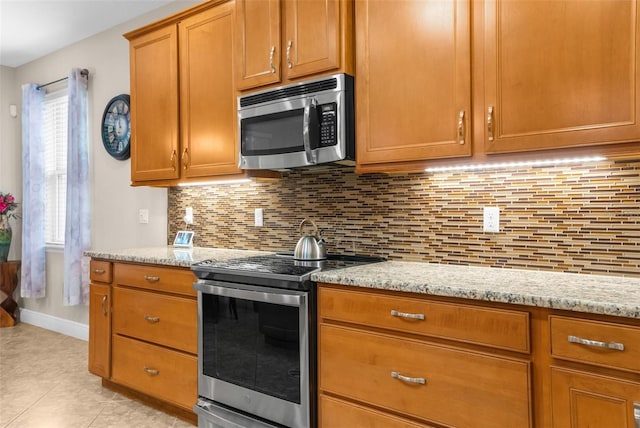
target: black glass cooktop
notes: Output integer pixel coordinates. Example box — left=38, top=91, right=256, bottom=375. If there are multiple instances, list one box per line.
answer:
left=192, top=253, right=384, bottom=290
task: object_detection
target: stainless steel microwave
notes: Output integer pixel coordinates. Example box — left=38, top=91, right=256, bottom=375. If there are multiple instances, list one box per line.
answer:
left=238, top=73, right=354, bottom=170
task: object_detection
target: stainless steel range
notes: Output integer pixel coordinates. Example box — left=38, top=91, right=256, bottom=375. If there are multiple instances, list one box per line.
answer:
left=191, top=254, right=383, bottom=428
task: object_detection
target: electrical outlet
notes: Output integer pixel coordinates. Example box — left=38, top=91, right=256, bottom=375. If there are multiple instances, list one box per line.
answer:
left=138, top=209, right=149, bottom=224
left=254, top=208, right=264, bottom=227
left=483, top=207, right=500, bottom=233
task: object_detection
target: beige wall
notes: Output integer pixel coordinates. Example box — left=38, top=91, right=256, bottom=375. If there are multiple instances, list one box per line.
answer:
left=1, top=1, right=198, bottom=326
left=0, top=66, right=21, bottom=261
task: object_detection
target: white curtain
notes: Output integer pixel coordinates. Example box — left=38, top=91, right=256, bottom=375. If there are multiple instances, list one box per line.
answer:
left=20, top=84, right=47, bottom=298
left=63, top=68, right=90, bottom=306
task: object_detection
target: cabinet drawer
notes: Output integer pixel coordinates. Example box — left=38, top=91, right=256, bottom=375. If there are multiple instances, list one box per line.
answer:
left=320, top=395, right=434, bottom=428
left=111, top=334, right=197, bottom=411
left=319, top=324, right=531, bottom=427
left=550, top=316, right=640, bottom=373
left=114, top=263, right=196, bottom=296
left=113, top=286, right=197, bottom=354
left=90, top=260, right=112, bottom=283
left=319, top=286, right=530, bottom=353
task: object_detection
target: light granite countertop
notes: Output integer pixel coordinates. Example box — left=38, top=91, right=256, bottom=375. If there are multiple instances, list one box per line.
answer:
left=312, top=261, right=640, bottom=319
left=85, top=247, right=640, bottom=319
left=84, top=246, right=272, bottom=268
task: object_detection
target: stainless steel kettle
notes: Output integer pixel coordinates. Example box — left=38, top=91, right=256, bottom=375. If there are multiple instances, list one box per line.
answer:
left=293, top=218, right=327, bottom=260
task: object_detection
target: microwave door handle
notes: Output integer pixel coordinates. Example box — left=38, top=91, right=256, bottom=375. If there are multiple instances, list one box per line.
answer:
left=303, top=98, right=318, bottom=164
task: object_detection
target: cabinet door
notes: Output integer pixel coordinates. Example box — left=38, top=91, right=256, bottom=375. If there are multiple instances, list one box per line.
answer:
left=484, top=0, right=640, bottom=154
left=129, top=25, right=180, bottom=182
left=179, top=2, right=241, bottom=178
left=235, top=0, right=281, bottom=90
left=89, top=283, right=111, bottom=378
left=284, top=0, right=341, bottom=80
left=355, top=0, right=472, bottom=170
left=551, top=367, right=640, bottom=428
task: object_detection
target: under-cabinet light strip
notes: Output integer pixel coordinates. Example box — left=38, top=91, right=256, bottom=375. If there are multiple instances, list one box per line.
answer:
left=424, top=156, right=607, bottom=173
left=177, top=178, right=252, bottom=187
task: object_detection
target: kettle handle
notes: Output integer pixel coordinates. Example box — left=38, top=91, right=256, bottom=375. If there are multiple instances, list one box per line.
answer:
left=298, top=218, right=319, bottom=236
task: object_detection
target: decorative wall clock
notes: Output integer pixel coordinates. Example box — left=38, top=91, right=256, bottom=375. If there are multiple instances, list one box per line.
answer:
left=101, top=94, right=131, bottom=160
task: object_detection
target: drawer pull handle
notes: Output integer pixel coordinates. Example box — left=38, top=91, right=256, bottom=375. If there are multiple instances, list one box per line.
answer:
left=391, top=371, right=426, bottom=385
left=93, top=269, right=106, bottom=274
left=144, top=315, right=160, bottom=323
left=144, top=367, right=159, bottom=376
left=390, top=310, right=425, bottom=320
left=144, top=275, right=160, bottom=282
left=568, top=335, right=625, bottom=351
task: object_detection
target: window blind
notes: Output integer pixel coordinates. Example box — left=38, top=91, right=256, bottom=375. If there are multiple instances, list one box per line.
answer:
left=43, top=89, right=68, bottom=245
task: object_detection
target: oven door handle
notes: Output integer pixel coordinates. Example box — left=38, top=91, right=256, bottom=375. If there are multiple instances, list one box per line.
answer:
left=194, top=281, right=303, bottom=307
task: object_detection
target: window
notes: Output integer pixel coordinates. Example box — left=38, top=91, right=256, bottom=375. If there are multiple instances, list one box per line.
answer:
left=43, top=89, right=68, bottom=245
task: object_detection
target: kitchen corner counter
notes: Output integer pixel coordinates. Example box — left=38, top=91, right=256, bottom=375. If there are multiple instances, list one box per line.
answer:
left=84, top=246, right=271, bottom=268
left=312, top=261, right=640, bottom=319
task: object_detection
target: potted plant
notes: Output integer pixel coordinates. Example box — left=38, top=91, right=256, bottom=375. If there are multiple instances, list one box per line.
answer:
left=0, top=192, right=19, bottom=262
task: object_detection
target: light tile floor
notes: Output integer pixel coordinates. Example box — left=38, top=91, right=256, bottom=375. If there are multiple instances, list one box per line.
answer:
left=0, top=323, right=195, bottom=428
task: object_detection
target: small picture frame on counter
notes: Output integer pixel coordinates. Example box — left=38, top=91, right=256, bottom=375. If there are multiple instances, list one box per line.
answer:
left=173, top=230, right=194, bottom=248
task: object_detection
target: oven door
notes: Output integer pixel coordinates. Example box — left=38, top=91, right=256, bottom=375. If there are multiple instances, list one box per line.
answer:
left=194, top=280, right=311, bottom=428
left=238, top=91, right=345, bottom=170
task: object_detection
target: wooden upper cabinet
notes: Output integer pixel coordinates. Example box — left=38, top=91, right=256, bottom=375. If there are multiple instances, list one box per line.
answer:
left=235, top=0, right=281, bottom=90
left=236, top=0, right=352, bottom=91
left=126, top=0, right=243, bottom=185
left=284, top=0, right=340, bottom=80
left=484, top=0, right=640, bottom=154
left=179, top=2, right=241, bottom=178
left=129, top=25, right=180, bottom=182
left=355, top=0, right=472, bottom=171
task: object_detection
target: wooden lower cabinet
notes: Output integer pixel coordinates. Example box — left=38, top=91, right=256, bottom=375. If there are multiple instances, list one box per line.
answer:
left=551, top=368, right=640, bottom=428
left=318, top=284, right=532, bottom=428
left=88, top=259, right=198, bottom=421
left=88, top=283, right=111, bottom=378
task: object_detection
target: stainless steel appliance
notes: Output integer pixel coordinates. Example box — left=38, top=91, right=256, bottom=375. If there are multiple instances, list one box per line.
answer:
left=238, top=73, right=354, bottom=170
left=192, top=254, right=383, bottom=428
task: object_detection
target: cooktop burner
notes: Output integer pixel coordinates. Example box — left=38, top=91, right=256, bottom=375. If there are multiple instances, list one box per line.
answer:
left=192, top=253, right=384, bottom=290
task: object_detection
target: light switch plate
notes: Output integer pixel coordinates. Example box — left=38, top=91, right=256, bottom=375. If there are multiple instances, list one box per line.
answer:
left=254, top=208, right=264, bottom=227
left=138, top=209, right=149, bottom=224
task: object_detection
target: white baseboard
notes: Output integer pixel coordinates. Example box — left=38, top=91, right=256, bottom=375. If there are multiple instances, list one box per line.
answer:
left=20, top=309, right=89, bottom=341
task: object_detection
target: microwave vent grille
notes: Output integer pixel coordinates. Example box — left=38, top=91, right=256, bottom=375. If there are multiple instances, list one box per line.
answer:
left=240, top=78, right=338, bottom=108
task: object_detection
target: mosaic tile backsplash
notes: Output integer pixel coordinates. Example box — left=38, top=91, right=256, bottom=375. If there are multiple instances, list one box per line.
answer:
left=168, top=160, right=640, bottom=277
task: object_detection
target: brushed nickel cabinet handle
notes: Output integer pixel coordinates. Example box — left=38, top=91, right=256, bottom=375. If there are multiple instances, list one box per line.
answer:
left=568, top=335, right=624, bottom=351
left=143, top=367, right=159, bottom=376
left=182, top=148, right=189, bottom=170
left=101, top=295, right=107, bottom=317
left=487, top=106, right=495, bottom=142
left=390, top=309, right=425, bottom=320
left=170, top=149, right=177, bottom=171
left=286, top=40, right=293, bottom=69
left=93, top=269, right=105, bottom=274
left=143, top=275, right=160, bottom=282
left=391, top=371, right=426, bottom=385
left=458, top=110, right=465, bottom=145
left=269, top=45, right=276, bottom=73
left=144, top=315, right=160, bottom=323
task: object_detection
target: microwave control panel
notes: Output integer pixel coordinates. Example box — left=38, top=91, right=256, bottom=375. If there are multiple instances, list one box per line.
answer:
left=319, top=103, right=337, bottom=147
